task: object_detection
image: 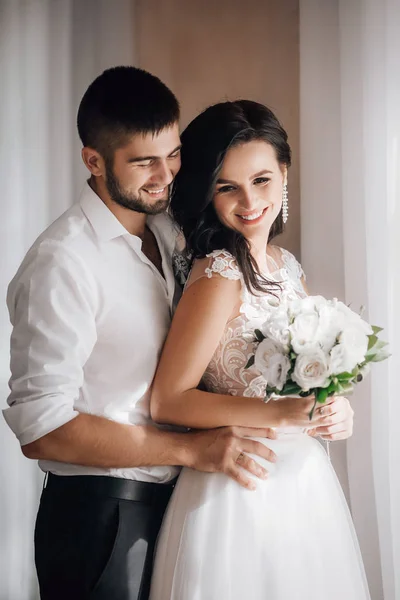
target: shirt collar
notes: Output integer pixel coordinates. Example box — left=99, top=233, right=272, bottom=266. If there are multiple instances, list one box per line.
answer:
left=79, top=181, right=178, bottom=254
left=147, top=212, right=178, bottom=257
left=79, top=181, right=131, bottom=242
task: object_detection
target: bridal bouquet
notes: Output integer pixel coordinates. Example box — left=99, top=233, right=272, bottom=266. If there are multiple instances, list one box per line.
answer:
left=245, top=296, right=389, bottom=418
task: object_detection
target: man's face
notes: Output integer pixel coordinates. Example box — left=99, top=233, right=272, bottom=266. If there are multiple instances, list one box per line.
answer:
left=105, top=124, right=181, bottom=215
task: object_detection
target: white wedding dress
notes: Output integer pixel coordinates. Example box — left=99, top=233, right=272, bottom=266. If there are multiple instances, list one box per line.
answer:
left=149, top=248, right=370, bottom=600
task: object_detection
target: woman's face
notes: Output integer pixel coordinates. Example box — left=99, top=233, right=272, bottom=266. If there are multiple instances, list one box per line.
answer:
left=213, top=140, right=287, bottom=243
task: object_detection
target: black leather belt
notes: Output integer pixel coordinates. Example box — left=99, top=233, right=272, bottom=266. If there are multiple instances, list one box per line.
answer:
left=45, top=472, right=176, bottom=504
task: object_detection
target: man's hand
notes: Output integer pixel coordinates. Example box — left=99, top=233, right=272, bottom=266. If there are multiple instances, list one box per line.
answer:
left=307, top=396, right=354, bottom=441
left=186, top=426, right=277, bottom=490
left=20, top=415, right=277, bottom=491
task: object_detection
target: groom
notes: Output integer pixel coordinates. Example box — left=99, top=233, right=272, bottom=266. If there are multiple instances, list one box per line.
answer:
left=4, top=67, right=354, bottom=600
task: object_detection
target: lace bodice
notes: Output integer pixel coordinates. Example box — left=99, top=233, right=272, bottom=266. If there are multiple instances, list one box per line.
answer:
left=197, top=248, right=307, bottom=398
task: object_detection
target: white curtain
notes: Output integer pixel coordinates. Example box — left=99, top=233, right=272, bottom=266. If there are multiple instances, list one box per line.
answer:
left=0, top=1, right=135, bottom=598
left=300, top=1, right=400, bottom=598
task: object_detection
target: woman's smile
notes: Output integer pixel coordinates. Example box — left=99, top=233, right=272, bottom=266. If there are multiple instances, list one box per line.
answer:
left=235, top=206, right=270, bottom=224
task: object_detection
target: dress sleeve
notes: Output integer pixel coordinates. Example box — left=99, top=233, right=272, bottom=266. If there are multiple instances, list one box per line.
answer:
left=204, top=250, right=243, bottom=281
left=280, top=247, right=306, bottom=282
left=3, top=243, right=98, bottom=446
left=183, top=249, right=243, bottom=292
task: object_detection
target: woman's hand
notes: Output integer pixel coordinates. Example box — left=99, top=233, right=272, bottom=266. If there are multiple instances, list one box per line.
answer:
left=306, top=396, right=354, bottom=441
left=272, top=395, right=354, bottom=438
left=271, top=395, right=328, bottom=428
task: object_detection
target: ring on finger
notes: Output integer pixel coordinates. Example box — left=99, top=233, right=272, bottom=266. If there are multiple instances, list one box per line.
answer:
left=236, top=451, right=245, bottom=464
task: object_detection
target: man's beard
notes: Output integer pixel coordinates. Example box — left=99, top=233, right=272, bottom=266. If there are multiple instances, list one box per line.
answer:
left=105, top=163, right=170, bottom=215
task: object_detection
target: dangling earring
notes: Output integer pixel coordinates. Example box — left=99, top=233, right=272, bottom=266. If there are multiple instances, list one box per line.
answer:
left=282, top=183, right=289, bottom=224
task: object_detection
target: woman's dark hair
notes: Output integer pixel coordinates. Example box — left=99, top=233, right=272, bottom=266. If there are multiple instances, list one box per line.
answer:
left=77, top=66, right=180, bottom=161
left=170, top=100, right=291, bottom=295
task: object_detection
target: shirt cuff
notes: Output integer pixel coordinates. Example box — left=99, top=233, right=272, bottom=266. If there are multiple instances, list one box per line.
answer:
left=3, top=396, right=79, bottom=446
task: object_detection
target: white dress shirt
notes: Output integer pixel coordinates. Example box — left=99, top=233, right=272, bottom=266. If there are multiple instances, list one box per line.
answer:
left=3, top=183, right=181, bottom=483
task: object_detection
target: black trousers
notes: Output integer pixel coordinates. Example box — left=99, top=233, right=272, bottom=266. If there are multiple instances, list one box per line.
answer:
left=34, top=474, right=174, bottom=600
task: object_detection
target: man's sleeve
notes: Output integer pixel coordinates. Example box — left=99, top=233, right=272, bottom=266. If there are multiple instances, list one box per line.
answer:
left=3, top=242, right=98, bottom=446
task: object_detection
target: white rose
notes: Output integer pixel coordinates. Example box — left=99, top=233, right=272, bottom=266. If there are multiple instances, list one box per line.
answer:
left=329, top=344, right=351, bottom=375
left=329, top=327, right=369, bottom=374
left=292, top=349, right=330, bottom=391
left=254, top=338, right=290, bottom=391
left=241, top=294, right=280, bottom=323
left=288, top=295, right=327, bottom=319
left=289, top=312, right=320, bottom=354
left=289, top=297, right=362, bottom=356
left=260, top=306, right=291, bottom=349
left=315, top=304, right=342, bottom=352
left=334, top=300, right=373, bottom=336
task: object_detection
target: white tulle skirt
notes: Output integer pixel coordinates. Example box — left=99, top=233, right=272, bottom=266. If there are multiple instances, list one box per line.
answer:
left=149, top=432, right=370, bottom=600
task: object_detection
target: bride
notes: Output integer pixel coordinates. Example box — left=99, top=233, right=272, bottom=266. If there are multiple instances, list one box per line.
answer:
left=149, top=100, right=370, bottom=599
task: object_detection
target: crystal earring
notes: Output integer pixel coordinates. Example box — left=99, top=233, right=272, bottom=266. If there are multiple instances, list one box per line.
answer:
left=282, top=183, right=289, bottom=224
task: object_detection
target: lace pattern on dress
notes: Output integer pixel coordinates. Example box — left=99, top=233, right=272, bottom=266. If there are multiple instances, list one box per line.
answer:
left=201, top=247, right=307, bottom=398
left=205, top=250, right=242, bottom=281
left=279, top=247, right=306, bottom=294
left=171, top=230, right=192, bottom=287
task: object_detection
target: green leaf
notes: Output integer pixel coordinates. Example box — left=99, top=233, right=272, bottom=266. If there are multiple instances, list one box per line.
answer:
left=245, top=355, right=255, bottom=369
left=366, top=340, right=389, bottom=357
left=280, top=382, right=302, bottom=396
left=329, top=385, right=340, bottom=395
left=316, top=388, right=329, bottom=404
left=366, top=343, right=391, bottom=362
left=339, top=382, right=355, bottom=394
left=369, top=350, right=391, bottom=363
left=358, top=363, right=371, bottom=377
left=367, top=334, right=378, bottom=351
left=326, top=381, right=338, bottom=394
left=266, top=385, right=276, bottom=394
left=372, top=325, right=384, bottom=335
left=254, top=329, right=265, bottom=342
left=333, top=381, right=354, bottom=395
left=336, top=372, right=354, bottom=382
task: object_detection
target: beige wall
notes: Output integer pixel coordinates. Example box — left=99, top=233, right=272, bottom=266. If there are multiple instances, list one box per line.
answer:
left=135, top=0, right=300, bottom=256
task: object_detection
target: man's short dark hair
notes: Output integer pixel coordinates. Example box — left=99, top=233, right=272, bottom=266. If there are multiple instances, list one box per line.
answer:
left=77, top=66, right=180, bottom=160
